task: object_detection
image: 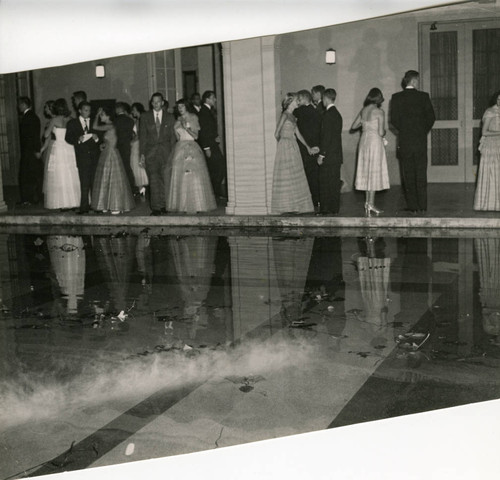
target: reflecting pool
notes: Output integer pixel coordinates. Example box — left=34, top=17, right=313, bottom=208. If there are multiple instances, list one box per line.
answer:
left=1, top=230, right=500, bottom=478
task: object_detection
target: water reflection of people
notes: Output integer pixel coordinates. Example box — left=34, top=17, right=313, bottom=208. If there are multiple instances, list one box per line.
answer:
left=475, top=238, right=500, bottom=345
left=168, top=236, right=217, bottom=342
left=273, top=237, right=314, bottom=325
left=47, top=235, right=85, bottom=314
left=94, top=235, right=137, bottom=313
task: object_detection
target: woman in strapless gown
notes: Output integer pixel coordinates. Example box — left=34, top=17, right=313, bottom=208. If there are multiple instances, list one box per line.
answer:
left=91, top=107, right=135, bottom=214
left=474, top=90, right=500, bottom=211
left=130, top=102, right=148, bottom=194
left=40, top=98, right=80, bottom=210
left=165, top=98, right=217, bottom=213
left=351, top=88, right=390, bottom=216
left=271, top=93, right=315, bottom=214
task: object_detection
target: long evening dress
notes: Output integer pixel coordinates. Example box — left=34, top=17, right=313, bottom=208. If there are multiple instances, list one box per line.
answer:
left=166, top=116, right=217, bottom=213
left=43, top=127, right=81, bottom=209
left=91, top=127, right=135, bottom=212
left=271, top=115, right=314, bottom=214
left=355, top=118, right=390, bottom=191
left=130, top=122, right=148, bottom=188
left=474, top=106, right=500, bottom=211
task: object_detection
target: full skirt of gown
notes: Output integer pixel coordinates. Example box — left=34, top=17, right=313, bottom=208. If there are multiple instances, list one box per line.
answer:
left=166, top=140, right=217, bottom=213
left=130, top=138, right=149, bottom=187
left=91, top=146, right=136, bottom=212
left=271, top=138, right=314, bottom=214
left=355, top=130, right=390, bottom=191
left=473, top=136, right=500, bottom=211
left=44, top=131, right=81, bottom=209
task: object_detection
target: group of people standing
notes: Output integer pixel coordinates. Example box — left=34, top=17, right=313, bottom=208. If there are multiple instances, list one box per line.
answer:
left=17, top=89, right=226, bottom=215
left=271, top=70, right=437, bottom=216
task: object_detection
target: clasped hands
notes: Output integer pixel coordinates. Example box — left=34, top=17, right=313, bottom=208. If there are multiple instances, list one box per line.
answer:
left=309, top=146, right=320, bottom=155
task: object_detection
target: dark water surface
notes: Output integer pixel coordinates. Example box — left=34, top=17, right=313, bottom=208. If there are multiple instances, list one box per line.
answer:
left=1, top=230, right=500, bottom=477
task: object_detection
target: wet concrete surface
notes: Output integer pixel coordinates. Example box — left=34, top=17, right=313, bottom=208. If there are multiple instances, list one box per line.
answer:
left=0, top=230, right=500, bottom=477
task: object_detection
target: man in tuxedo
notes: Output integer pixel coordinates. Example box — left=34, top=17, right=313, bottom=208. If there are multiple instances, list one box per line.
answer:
left=317, top=88, right=343, bottom=215
left=114, top=102, right=135, bottom=191
left=65, top=101, right=100, bottom=213
left=295, top=90, right=322, bottom=209
left=190, top=92, right=201, bottom=113
left=71, top=91, right=87, bottom=117
left=17, top=97, right=42, bottom=205
left=139, top=92, right=176, bottom=215
left=198, top=90, right=226, bottom=199
left=311, top=85, right=326, bottom=115
left=390, top=70, right=435, bottom=214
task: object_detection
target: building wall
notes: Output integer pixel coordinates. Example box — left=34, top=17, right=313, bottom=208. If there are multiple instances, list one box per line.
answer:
left=279, top=2, right=500, bottom=187
left=32, top=53, right=150, bottom=118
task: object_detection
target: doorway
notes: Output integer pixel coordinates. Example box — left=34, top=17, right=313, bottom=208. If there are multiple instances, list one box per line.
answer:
left=420, top=18, right=500, bottom=183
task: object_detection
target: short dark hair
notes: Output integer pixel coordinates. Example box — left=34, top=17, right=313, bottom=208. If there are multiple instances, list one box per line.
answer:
left=489, top=90, right=500, bottom=107
left=363, top=87, right=384, bottom=107
left=151, top=92, right=164, bottom=102
left=311, top=85, right=325, bottom=96
left=18, top=96, right=32, bottom=108
left=115, top=101, right=131, bottom=114
left=297, top=90, right=312, bottom=103
left=323, top=88, right=337, bottom=103
left=53, top=98, right=70, bottom=116
left=403, top=70, right=419, bottom=87
left=101, top=105, right=115, bottom=119
left=190, top=92, right=201, bottom=100
left=202, top=90, right=215, bottom=103
left=78, top=101, right=91, bottom=110
left=131, top=102, right=145, bottom=114
left=72, top=91, right=87, bottom=101
left=44, top=100, right=55, bottom=118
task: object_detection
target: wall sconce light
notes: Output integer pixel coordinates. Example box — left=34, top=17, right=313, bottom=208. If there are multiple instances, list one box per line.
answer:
left=430, top=22, right=437, bottom=31
left=95, top=64, right=106, bottom=78
left=325, top=48, right=336, bottom=65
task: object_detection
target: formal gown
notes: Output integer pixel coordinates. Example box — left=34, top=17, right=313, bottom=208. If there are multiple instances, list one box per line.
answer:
left=130, top=123, right=149, bottom=188
left=166, top=121, right=217, bottom=213
left=44, top=127, right=81, bottom=209
left=91, top=127, right=135, bottom=212
left=271, top=116, right=314, bottom=214
left=355, top=118, right=390, bottom=191
left=473, top=106, right=500, bottom=211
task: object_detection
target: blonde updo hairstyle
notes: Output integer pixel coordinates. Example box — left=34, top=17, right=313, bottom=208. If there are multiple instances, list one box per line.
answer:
left=282, top=92, right=297, bottom=112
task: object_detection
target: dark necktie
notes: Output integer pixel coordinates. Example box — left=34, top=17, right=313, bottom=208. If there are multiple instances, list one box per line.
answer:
left=155, top=113, right=161, bottom=137
left=83, top=119, right=89, bottom=133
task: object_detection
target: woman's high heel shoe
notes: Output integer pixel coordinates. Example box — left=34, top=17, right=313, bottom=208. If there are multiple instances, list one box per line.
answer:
left=364, top=203, right=383, bottom=216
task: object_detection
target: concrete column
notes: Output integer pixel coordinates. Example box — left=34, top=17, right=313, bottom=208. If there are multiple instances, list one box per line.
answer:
left=222, top=36, right=281, bottom=215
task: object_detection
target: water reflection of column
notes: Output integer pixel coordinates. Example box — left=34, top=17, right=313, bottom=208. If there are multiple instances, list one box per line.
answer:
left=273, top=237, right=314, bottom=325
left=228, top=237, right=281, bottom=340
left=168, top=236, right=217, bottom=342
left=457, top=238, right=475, bottom=356
left=47, top=236, right=85, bottom=315
left=0, top=234, right=12, bottom=379
left=94, top=236, right=137, bottom=313
left=475, top=238, right=500, bottom=343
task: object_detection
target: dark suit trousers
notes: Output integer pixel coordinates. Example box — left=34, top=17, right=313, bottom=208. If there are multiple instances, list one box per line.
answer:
left=117, top=143, right=135, bottom=190
left=298, top=143, right=319, bottom=206
left=205, top=144, right=226, bottom=198
left=318, top=159, right=342, bottom=213
left=399, top=145, right=428, bottom=211
left=19, top=154, right=43, bottom=203
left=145, top=152, right=166, bottom=211
left=77, top=155, right=99, bottom=212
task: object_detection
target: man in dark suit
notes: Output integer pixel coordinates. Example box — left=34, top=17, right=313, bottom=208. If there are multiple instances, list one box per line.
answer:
left=139, top=92, right=176, bottom=215
left=198, top=90, right=227, bottom=199
left=390, top=70, right=435, bottom=214
left=295, top=90, right=322, bottom=208
left=17, top=97, right=42, bottom=205
left=190, top=92, right=202, bottom=114
left=317, top=88, right=343, bottom=215
left=71, top=90, right=87, bottom=118
left=114, top=102, right=136, bottom=191
left=311, top=85, right=326, bottom=115
left=65, top=101, right=100, bottom=213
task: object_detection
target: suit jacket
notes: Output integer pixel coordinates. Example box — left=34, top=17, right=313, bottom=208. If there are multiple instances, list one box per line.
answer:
left=294, top=104, right=321, bottom=149
left=390, top=88, right=435, bottom=149
left=114, top=113, right=135, bottom=156
left=65, top=117, right=101, bottom=160
left=197, top=104, right=219, bottom=150
left=320, top=105, right=343, bottom=164
left=20, top=109, right=41, bottom=159
left=139, top=109, right=176, bottom=160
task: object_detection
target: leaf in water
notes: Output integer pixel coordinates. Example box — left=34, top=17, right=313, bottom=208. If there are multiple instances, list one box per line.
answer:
left=239, top=385, right=254, bottom=393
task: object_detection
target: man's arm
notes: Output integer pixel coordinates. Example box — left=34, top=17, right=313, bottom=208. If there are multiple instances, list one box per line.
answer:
left=423, top=93, right=436, bottom=133
left=65, top=119, right=79, bottom=146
